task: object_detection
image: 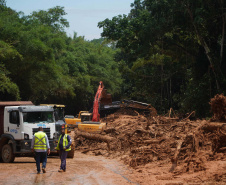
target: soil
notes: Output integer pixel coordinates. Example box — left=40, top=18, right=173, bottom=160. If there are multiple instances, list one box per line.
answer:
left=1, top=94, right=226, bottom=185
left=73, top=117, right=226, bottom=185
left=0, top=152, right=135, bottom=185
left=73, top=94, right=226, bottom=184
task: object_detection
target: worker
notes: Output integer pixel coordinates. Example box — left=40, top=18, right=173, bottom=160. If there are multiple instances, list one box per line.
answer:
left=31, top=127, right=50, bottom=174
left=56, top=126, right=72, bottom=172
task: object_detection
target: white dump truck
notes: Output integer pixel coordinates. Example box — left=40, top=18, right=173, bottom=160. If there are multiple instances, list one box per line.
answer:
left=0, top=101, right=58, bottom=163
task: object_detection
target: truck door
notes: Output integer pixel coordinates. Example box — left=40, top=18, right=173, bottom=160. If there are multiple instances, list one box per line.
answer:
left=5, top=110, right=22, bottom=140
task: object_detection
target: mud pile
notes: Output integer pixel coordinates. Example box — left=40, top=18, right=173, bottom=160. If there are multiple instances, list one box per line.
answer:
left=210, top=93, right=226, bottom=121
left=74, top=94, right=226, bottom=183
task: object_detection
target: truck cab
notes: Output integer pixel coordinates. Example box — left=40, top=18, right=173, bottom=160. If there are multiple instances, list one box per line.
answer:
left=0, top=102, right=57, bottom=163
left=40, top=104, right=66, bottom=138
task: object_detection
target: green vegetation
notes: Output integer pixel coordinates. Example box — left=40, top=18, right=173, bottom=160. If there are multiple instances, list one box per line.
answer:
left=98, top=0, right=226, bottom=117
left=0, top=0, right=225, bottom=117
left=0, top=3, right=122, bottom=114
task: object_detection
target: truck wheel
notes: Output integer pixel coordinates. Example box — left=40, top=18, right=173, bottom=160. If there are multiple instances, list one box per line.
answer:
left=2, top=144, right=15, bottom=163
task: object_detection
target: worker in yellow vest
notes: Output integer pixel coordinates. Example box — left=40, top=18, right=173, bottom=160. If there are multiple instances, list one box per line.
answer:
left=31, top=127, right=50, bottom=174
left=56, top=126, right=72, bottom=172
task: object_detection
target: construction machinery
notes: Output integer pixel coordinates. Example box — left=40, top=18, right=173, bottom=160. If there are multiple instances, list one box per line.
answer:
left=76, top=81, right=156, bottom=133
left=40, top=104, right=75, bottom=158
left=0, top=102, right=58, bottom=162
left=64, top=111, right=89, bottom=128
left=40, top=104, right=66, bottom=136
left=77, top=81, right=110, bottom=133
left=95, top=99, right=157, bottom=118
left=120, top=99, right=157, bottom=116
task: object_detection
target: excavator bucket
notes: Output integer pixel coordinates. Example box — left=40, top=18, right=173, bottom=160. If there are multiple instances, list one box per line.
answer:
left=100, top=89, right=112, bottom=105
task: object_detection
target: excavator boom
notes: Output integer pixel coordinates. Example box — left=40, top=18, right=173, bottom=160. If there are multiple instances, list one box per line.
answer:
left=92, top=81, right=104, bottom=122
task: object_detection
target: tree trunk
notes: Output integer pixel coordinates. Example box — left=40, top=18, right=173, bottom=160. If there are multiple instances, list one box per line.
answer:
left=74, top=130, right=116, bottom=150
left=220, top=0, right=225, bottom=66
left=186, top=4, right=220, bottom=91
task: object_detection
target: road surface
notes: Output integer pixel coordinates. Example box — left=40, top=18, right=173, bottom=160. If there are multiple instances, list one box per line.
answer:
left=0, top=152, right=138, bottom=185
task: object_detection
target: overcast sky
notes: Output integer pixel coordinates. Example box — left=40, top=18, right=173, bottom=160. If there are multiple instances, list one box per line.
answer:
left=6, top=0, right=133, bottom=40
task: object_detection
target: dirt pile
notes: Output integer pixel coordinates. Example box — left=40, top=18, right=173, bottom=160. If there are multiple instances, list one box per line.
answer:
left=74, top=94, right=226, bottom=184
left=210, top=93, right=226, bottom=121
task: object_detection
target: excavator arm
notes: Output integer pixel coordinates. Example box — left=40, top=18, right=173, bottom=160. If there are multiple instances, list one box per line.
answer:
left=92, top=81, right=104, bottom=122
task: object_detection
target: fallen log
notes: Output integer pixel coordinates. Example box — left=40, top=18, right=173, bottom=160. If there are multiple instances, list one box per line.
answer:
left=181, top=111, right=195, bottom=121
left=219, top=147, right=226, bottom=152
left=200, top=122, right=226, bottom=133
left=153, top=116, right=159, bottom=124
left=74, top=130, right=116, bottom=150
left=131, top=146, right=158, bottom=154
left=169, top=140, right=183, bottom=172
left=104, top=128, right=116, bottom=134
left=126, top=128, right=155, bottom=137
left=136, top=139, right=162, bottom=145
left=134, top=128, right=152, bottom=135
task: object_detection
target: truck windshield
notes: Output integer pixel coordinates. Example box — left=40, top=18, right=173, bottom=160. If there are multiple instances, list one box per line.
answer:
left=23, top=112, right=54, bottom=123
left=54, top=107, right=64, bottom=121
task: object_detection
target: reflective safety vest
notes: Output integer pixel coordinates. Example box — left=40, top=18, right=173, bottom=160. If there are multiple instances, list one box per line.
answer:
left=56, top=134, right=71, bottom=151
left=34, top=132, right=47, bottom=150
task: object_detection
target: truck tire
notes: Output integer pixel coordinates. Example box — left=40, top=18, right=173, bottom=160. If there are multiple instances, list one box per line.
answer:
left=2, top=144, right=15, bottom=163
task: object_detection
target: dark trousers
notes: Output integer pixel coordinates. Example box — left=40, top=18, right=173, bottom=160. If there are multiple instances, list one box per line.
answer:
left=35, top=152, right=47, bottom=172
left=59, top=150, right=68, bottom=170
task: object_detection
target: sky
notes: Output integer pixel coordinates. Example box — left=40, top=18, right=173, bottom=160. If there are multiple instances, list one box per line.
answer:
left=6, top=0, right=134, bottom=41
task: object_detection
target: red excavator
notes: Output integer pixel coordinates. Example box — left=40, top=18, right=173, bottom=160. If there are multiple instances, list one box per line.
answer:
left=77, top=81, right=156, bottom=133
left=77, top=81, right=110, bottom=133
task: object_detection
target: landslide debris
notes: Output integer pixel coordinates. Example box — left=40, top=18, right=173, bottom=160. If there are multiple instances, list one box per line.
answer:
left=74, top=94, right=226, bottom=183
left=210, top=93, right=226, bottom=121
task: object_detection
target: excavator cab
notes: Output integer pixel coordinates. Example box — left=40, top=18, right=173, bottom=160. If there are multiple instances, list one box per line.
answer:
left=65, top=111, right=89, bottom=128
left=78, top=112, right=106, bottom=132
left=80, top=112, right=92, bottom=122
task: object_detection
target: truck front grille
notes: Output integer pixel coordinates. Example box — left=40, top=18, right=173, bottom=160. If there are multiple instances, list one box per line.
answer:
left=32, top=128, right=50, bottom=139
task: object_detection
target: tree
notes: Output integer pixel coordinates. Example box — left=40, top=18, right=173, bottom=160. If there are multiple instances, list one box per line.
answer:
left=98, top=0, right=226, bottom=117
left=29, top=6, right=69, bottom=32
left=0, top=39, right=21, bottom=100
left=0, top=4, right=123, bottom=115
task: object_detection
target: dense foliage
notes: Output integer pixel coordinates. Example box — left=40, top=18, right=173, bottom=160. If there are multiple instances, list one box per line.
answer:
left=0, top=1, right=122, bottom=114
left=98, top=0, right=226, bottom=117
left=1, top=0, right=225, bottom=117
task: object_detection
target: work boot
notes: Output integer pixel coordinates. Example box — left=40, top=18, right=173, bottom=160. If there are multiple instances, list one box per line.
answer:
left=58, top=169, right=66, bottom=172
left=42, top=168, right=46, bottom=173
left=37, top=171, right=40, bottom=174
